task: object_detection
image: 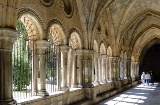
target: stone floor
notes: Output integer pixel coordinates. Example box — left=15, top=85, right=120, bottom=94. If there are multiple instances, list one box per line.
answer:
left=97, top=82, right=160, bottom=105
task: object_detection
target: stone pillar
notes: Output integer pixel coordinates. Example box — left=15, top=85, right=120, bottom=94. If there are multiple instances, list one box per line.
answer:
left=101, top=55, right=107, bottom=83
left=123, top=58, right=127, bottom=79
left=76, top=50, right=83, bottom=87
left=30, top=41, right=38, bottom=95
left=126, top=59, right=132, bottom=83
left=131, top=61, right=134, bottom=77
left=111, top=57, right=120, bottom=81
left=36, top=40, right=49, bottom=96
left=67, top=48, right=72, bottom=87
left=107, top=57, right=112, bottom=82
left=93, top=52, right=100, bottom=85
left=120, top=57, right=124, bottom=79
left=82, top=50, right=94, bottom=88
left=56, top=46, right=61, bottom=90
left=71, top=49, right=77, bottom=87
left=98, top=57, right=102, bottom=83
left=134, top=61, right=139, bottom=80
left=60, top=46, right=69, bottom=91
left=0, top=29, right=17, bottom=105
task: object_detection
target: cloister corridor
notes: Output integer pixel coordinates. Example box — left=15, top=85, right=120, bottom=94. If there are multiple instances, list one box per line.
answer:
left=97, top=83, right=160, bottom=105
left=2, top=0, right=160, bottom=105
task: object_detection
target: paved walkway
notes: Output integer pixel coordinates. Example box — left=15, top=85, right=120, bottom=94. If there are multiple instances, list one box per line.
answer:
left=97, top=82, right=160, bottom=105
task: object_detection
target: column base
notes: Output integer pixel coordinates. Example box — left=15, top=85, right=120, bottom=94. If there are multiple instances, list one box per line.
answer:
left=127, top=76, right=132, bottom=83
left=93, top=81, right=100, bottom=86
left=123, top=76, right=128, bottom=79
left=72, top=85, right=78, bottom=88
left=38, top=89, right=49, bottom=97
left=83, top=83, right=94, bottom=88
left=108, top=79, right=113, bottom=82
left=101, top=80, right=107, bottom=84
left=61, top=86, right=70, bottom=92
left=77, top=85, right=83, bottom=88
left=0, top=98, right=17, bottom=105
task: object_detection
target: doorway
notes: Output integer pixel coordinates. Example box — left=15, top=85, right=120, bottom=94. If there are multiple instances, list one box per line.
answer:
left=139, top=44, right=160, bottom=81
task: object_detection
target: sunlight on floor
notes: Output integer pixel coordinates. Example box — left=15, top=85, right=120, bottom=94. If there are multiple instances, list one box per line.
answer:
left=97, top=83, right=158, bottom=105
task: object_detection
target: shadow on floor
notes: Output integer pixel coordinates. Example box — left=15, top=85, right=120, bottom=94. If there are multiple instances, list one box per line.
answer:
left=96, top=82, right=160, bottom=105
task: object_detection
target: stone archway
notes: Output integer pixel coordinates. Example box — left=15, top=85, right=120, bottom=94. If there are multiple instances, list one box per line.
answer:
left=139, top=38, right=160, bottom=81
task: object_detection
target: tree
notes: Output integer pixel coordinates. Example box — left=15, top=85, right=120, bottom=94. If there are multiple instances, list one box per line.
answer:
left=12, top=20, right=32, bottom=91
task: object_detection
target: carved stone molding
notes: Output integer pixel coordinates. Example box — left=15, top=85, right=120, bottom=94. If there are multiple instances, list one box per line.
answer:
left=61, top=0, right=74, bottom=18
left=40, top=0, right=54, bottom=7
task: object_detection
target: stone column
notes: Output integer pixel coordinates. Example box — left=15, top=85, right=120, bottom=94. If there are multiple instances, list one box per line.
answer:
left=111, top=57, right=120, bottom=81
left=30, top=41, right=38, bottom=95
left=60, top=46, right=70, bottom=91
left=101, top=55, right=107, bottom=83
left=56, top=46, right=61, bottom=90
left=120, top=57, right=124, bottom=79
left=67, top=48, right=72, bottom=87
left=98, top=57, right=102, bottom=83
left=0, top=29, right=17, bottom=105
left=126, top=59, right=132, bottom=83
left=123, top=58, right=127, bottom=79
left=134, top=61, right=139, bottom=80
left=82, top=50, right=94, bottom=88
left=36, top=40, right=49, bottom=96
left=131, top=61, right=134, bottom=77
left=71, top=49, right=77, bottom=87
left=93, top=52, right=100, bottom=85
left=76, top=50, right=83, bottom=87
left=107, top=57, right=112, bottom=82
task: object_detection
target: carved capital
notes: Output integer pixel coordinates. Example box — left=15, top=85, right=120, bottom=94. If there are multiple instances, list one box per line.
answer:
left=36, top=40, right=49, bottom=55
left=60, top=45, right=70, bottom=52
left=0, top=28, right=18, bottom=50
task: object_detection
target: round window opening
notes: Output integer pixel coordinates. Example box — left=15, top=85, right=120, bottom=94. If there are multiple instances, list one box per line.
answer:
left=40, top=0, right=53, bottom=7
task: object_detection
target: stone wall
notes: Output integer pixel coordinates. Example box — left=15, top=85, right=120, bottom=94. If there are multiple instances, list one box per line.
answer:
left=18, top=81, right=139, bottom=105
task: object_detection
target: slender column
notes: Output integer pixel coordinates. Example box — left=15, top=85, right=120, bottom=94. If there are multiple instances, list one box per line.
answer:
left=126, top=59, right=132, bottom=83
left=36, top=40, right=49, bottom=96
left=101, top=55, right=107, bottom=83
left=30, top=41, right=38, bottom=95
left=107, top=57, right=112, bottom=82
left=72, top=49, right=77, bottom=87
left=98, top=57, right=102, bottom=83
left=105, top=56, right=109, bottom=81
left=56, top=46, right=61, bottom=90
left=76, top=50, right=82, bottom=88
left=120, top=57, right=124, bottom=79
left=60, top=46, right=70, bottom=90
left=134, top=61, right=139, bottom=80
left=124, top=59, right=127, bottom=79
left=67, top=49, right=72, bottom=87
left=93, top=52, right=100, bottom=84
left=131, top=61, right=134, bottom=77
left=0, top=29, right=17, bottom=105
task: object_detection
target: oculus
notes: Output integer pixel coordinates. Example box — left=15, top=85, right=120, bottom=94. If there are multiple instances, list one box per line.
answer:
left=40, top=0, right=53, bottom=7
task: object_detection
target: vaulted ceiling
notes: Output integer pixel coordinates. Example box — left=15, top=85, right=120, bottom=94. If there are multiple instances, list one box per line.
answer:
left=76, top=0, right=160, bottom=60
